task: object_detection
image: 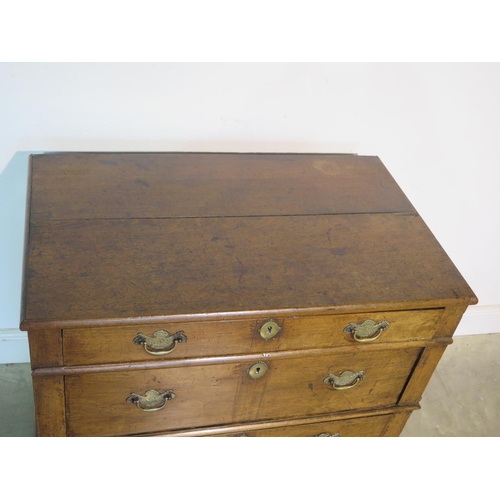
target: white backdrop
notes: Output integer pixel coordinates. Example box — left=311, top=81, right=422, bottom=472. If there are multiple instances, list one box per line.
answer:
left=1, top=63, right=499, bottom=362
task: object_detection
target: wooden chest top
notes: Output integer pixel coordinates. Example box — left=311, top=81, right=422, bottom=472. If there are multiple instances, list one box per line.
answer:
left=21, top=153, right=477, bottom=330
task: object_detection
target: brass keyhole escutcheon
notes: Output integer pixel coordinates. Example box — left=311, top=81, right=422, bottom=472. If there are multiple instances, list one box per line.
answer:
left=259, top=320, right=281, bottom=340
left=248, top=361, right=269, bottom=380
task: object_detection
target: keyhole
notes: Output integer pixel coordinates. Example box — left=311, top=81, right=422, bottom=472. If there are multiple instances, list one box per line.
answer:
left=248, top=362, right=268, bottom=379
left=259, top=321, right=280, bottom=340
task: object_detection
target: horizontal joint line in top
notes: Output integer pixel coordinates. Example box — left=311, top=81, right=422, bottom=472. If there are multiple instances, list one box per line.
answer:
left=33, top=211, right=418, bottom=223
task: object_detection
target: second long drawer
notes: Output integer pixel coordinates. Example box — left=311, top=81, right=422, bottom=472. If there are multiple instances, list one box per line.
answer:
left=65, top=346, right=421, bottom=436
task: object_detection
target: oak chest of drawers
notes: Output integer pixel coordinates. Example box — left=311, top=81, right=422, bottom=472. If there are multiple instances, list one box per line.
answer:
left=21, top=152, right=477, bottom=437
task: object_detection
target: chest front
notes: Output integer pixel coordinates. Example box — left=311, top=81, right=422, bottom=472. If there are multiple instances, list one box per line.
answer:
left=21, top=153, right=476, bottom=437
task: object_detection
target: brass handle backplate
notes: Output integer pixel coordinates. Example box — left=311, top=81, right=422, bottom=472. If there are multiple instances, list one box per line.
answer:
left=133, top=329, right=187, bottom=355
left=126, top=389, right=176, bottom=412
left=324, top=370, right=364, bottom=390
left=259, top=320, right=281, bottom=340
left=343, top=319, right=389, bottom=343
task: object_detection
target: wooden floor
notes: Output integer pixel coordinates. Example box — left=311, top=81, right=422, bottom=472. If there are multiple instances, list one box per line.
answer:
left=1, top=333, right=499, bottom=437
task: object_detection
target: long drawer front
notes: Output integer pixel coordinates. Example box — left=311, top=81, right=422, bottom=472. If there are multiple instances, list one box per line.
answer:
left=62, top=309, right=442, bottom=365
left=159, top=413, right=401, bottom=437
left=65, top=347, right=421, bottom=436
left=216, top=414, right=395, bottom=437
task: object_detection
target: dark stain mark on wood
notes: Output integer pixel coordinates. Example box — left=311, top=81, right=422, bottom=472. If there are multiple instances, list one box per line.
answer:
left=330, top=247, right=347, bottom=256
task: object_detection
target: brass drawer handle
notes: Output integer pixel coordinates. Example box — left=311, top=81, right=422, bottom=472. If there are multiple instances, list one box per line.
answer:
left=316, top=432, right=340, bottom=437
left=126, top=389, right=176, bottom=412
left=133, top=329, right=187, bottom=355
left=343, top=319, right=389, bottom=343
left=324, top=370, right=364, bottom=390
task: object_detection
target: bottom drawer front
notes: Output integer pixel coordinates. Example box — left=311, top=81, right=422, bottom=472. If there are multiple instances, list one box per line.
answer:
left=223, top=414, right=394, bottom=437
left=65, top=347, right=420, bottom=436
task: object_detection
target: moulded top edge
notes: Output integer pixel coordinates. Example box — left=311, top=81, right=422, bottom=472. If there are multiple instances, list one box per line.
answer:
left=20, top=297, right=477, bottom=332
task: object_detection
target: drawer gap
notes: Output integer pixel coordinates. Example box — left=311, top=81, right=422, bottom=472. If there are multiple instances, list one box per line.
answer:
left=396, top=347, right=425, bottom=404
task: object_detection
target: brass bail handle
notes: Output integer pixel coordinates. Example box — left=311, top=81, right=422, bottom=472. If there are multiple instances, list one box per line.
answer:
left=343, top=319, right=389, bottom=343
left=324, top=370, right=365, bottom=390
left=133, top=329, right=187, bottom=355
left=126, top=389, right=176, bottom=412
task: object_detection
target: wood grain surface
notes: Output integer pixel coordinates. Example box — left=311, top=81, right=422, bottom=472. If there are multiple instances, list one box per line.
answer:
left=32, top=375, right=66, bottom=436
left=62, top=309, right=443, bottom=366
left=219, top=414, right=394, bottom=437
left=382, top=411, right=414, bottom=436
left=29, top=153, right=416, bottom=221
left=64, top=347, right=420, bottom=436
left=22, top=152, right=478, bottom=437
left=28, top=329, right=63, bottom=369
left=155, top=406, right=419, bottom=436
left=22, top=213, right=476, bottom=328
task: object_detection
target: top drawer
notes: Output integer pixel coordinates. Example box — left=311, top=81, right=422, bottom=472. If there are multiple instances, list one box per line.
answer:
left=62, top=308, right=443, bottom=366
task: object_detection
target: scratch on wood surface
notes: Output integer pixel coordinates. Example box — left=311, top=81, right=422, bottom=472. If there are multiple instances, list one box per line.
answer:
left=327, top=228, right=333, bottom=249
left=134, top=178, right=150, bottom=188
left=342, top=392, right=354, bottom=409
